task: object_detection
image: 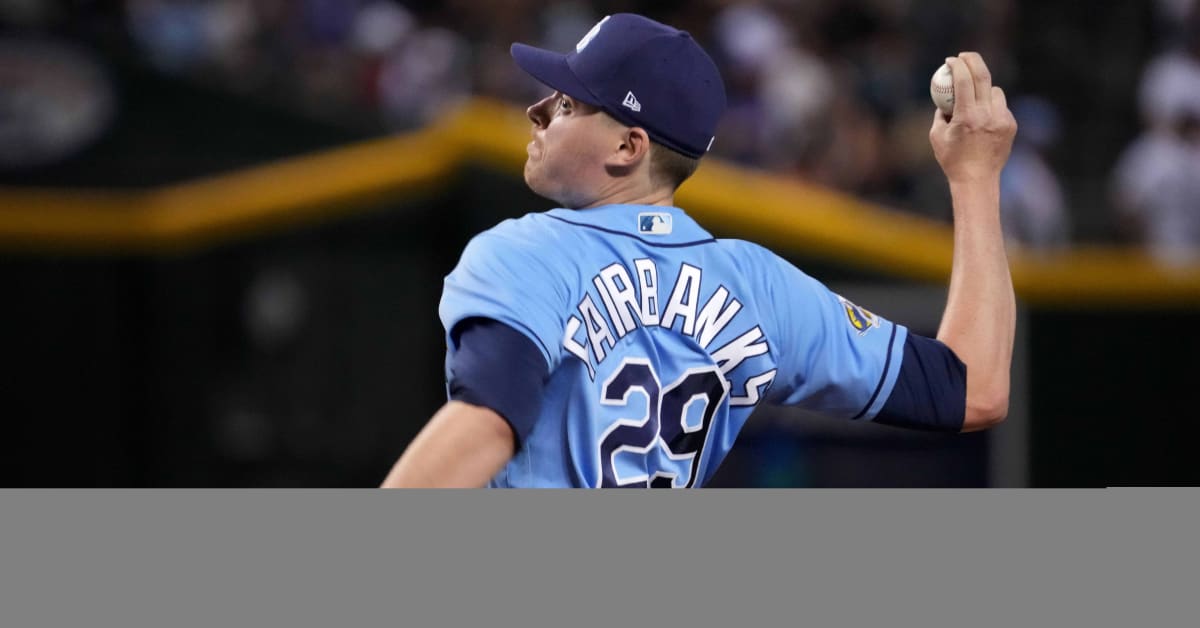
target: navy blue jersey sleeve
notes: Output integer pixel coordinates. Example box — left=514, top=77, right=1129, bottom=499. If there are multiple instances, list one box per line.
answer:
left=447, top=318, right=550, bottom=448
left=873, top=333, right=967, bottom=432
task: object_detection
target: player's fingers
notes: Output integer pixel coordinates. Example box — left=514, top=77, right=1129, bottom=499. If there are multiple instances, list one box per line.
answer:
left=992, top=86, right=1015, bottom=123
left=929, top=106, right=948, bottom=146
left=958, top=51, right=993, bottom=108
left=931, top=106, right=948, bottom=131
left=992, top=86, right=1018, bottom=135
left=944, top=56, right=976, bottom=117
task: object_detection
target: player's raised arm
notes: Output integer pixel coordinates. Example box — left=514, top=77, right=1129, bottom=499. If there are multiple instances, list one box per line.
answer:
left=380, top=401, right=515, bottom=488
left=381, top=316, right=550, bottom=488
left=929, top=53, right=1018, bottom=432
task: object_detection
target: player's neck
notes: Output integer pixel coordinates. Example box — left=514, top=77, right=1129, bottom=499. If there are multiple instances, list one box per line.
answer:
left=577, top=183, right=675, bottom=210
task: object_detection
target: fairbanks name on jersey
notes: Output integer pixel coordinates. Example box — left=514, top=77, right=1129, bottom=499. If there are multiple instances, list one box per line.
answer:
left=440, top=204, right=907, bottom=488
left=563, top=257, right=772, bottom=409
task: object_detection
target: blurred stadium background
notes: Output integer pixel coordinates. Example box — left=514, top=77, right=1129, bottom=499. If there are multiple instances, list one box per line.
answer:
left=1, top=0, right=1197, bottom=487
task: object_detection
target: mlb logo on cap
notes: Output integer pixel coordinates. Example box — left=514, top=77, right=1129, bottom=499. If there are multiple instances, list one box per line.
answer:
left=638, top=212, right=672, bottom=235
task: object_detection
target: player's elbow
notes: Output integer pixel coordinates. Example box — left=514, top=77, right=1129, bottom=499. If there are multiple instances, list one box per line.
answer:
left=961, top=393, right=1008, bottom=432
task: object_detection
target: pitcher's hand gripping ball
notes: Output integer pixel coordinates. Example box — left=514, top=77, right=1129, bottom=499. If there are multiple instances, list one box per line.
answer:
left=930, top=63, right=955, bottom=117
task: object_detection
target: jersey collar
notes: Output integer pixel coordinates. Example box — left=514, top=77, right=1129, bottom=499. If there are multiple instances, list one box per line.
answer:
left=544, top=204, right=715, bottom=245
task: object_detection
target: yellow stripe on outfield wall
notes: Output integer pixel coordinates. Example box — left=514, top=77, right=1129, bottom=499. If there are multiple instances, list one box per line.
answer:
left=0, top=126, right=456, bottom=252
left=0, top=97, right=1197, bottom=306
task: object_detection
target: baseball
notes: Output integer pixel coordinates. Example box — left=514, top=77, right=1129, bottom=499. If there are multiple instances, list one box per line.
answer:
left=930, top=63, right=954, bottom=116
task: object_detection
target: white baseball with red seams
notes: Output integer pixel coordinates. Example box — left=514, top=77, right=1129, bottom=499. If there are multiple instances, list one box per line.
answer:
left=930, top=63, right=955, bottom=115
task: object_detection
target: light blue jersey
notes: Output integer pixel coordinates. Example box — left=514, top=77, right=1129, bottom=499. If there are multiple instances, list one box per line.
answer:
left=440, top=204, right=907, bottom=488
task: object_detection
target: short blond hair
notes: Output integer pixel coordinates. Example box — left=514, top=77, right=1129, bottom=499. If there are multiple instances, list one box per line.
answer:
left=649, top=143, right=701, bottom=190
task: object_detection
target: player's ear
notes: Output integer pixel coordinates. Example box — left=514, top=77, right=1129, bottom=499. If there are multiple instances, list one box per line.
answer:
left=607, top=126, right=650, bottom=173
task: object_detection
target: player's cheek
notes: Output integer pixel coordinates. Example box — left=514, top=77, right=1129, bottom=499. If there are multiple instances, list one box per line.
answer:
left=522, top=154, right=542, bottom=188
left=525, top=161, right=545, bottom=190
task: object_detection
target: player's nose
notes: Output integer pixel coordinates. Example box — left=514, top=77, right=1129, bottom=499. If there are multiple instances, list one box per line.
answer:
left=527, top=96, right=552, bottom=129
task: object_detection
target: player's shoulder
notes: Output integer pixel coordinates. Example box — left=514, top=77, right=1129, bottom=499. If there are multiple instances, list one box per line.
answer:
left=715, top=238, right=813, bottom=278
left=463, top=211, right=566, bottom=258
left=714, top=237, right=774, bottom=259
left=473, top=210, right=558, bottom=239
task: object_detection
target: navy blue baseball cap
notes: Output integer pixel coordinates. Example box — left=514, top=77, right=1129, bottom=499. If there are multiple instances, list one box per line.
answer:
left=511, top=13, right=727, bottom=159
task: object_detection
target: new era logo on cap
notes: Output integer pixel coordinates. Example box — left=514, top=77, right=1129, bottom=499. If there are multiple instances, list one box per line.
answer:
left=622, top=91, right=642, bottom=112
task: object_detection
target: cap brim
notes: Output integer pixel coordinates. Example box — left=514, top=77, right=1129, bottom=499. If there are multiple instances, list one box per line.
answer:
left=510, top=43, right=602, bottom=106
